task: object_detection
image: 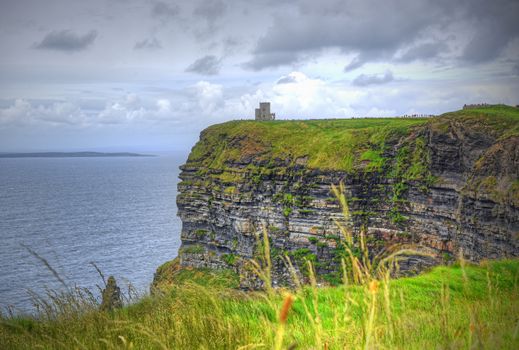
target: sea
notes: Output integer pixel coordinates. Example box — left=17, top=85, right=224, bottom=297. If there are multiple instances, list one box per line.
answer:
left=0, top=154, right=184, bottom=314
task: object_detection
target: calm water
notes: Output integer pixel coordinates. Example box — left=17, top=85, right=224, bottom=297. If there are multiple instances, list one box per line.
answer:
left=0, top=155, right=183, bottom=313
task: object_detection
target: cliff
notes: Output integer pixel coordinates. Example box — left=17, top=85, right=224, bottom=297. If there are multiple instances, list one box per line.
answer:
left=175, top=105, right=519, bottom=287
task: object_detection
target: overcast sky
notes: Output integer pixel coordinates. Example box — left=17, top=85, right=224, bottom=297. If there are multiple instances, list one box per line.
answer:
left=1, top=0, right=518, bottom=152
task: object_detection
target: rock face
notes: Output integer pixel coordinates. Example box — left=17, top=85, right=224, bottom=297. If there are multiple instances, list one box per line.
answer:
left=176, top=106, right=519, bottom=287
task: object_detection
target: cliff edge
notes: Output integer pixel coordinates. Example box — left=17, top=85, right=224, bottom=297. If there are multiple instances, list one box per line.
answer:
left=174, top=105, right=519, bottom=287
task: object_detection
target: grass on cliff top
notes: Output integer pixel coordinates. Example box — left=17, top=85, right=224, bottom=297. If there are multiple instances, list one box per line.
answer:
left=1, top=259, right=518, bottom=349
left=188, top=105, right=519, bottom=172
left=432, top=104, right=519, bottom=138
left=188, top=117, right=429, bottom=171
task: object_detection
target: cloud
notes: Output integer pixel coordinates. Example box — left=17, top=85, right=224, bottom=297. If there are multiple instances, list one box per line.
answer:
left=244, top=51, right=299, bottom=71
left=461, top=22, right=515, bottom=63
left=193, top=0, right=226, bottom=23
left=191, top=81, right=224, bottom=114
left=245, top=0, right=519, bottom=71
left=0, top=95, right=179, bottom=128
left=151, top=1, right=180, bottom=18
left=34, top=30, right=97, bottom=52
left=344, top=55, right=370, bottom=72
left=98, top=94, right=177, bottom=124
left=276, top=72, right=308, bottom=84
left=134, top=37, right=162, bottom=50
left=246, top=0, right=445, bottom=70
left=398, top=42, right=450, bottom=62
left=186, top=55, right=222, bottom=75
left=353, top=71, right=394, bottom=87
left=0, top=99, right=86, bottom=126
left=459, top=0, right=519, bottom=63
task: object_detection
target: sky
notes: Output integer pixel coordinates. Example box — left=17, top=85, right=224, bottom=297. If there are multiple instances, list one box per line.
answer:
left=0, top=0, right=518, bottom=152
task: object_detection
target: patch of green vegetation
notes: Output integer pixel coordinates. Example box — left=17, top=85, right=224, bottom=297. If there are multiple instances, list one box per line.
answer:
left=299, top=209, right=315, bottom=215
left=282, top=206, right=292, bottom=217
left=322, top=271, right=342, bottom=286
left=4, top=260, right=518, bottom=349
left=316, top=241, right=328, bottom=249
left=164, top=266, right=239, bottom=289
left=307, top=236, right=319, bottom=244
left=224, top=186, right=237, bottom=194
left=404, top=137, right=431, bottom=181
left=388, top=207, right=408, bottom=225
left=194, top=229, right=208, bottom=237
left=221, top=253, right=237, bottom=266
left=289, top=248, right=317, bottom=263
left=152, top=258, right=240, bottom=292
left=181, top=244, right=206, bottom=254
left=360, top=149, right=386, bottom=171
left=215, top=171, right=242, bottom=183
left=282, top=193, right=294, bottom=206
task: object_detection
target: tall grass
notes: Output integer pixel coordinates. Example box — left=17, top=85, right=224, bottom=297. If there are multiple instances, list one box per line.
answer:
left=1, top=188, right=519, bottom=349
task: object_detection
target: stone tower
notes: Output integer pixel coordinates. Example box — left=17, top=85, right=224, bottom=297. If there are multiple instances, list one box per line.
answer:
left=255, top=102, right=275, bottom=120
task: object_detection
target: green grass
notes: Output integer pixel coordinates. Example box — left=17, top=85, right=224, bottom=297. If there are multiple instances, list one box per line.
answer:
left=188, top=105, right=519, bottom=175
left=1, top=260, right=518, bottom=349
left=432, top=104, right=519, bottom=139
left=189, top=117, right=429, bottom=172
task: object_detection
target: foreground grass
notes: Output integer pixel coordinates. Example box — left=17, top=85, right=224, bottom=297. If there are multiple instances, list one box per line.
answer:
left=1, top=259, right=518, bottom=349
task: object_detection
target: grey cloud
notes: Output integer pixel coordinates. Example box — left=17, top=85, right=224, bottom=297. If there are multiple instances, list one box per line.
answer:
left=34, top=30, right=97, bottom=52
left=246, top=0, right=519, bottom=70
left=353, top=71, right=394, bottom=87
left=398, top=42, right=450, bottom=62
left=461, top=22, right=514, bottom=63
left=134, top=37, right=162, bottom=50
left=193, top=0, right=226, bottom=22
left=247, top=0, right=445, bottom=70
left=244, top=51, right=299, bottom=71
left=276, top=76, right=297, bottom=84
left=344, top=55, right=371, bottom=72
left=185, top=55, right=222, bottom=75
left=460, top=0, right=519, bottom=63
left=151, top=1, right=180, bottom=18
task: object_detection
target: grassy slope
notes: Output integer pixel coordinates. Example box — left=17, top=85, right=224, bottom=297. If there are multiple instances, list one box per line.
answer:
left=188, top=118, right=429, bottom=171
left=188, top=105, right=519, bottom=172
left=434, top=105, right=519, bottom=139
left=1, top=260, right=518, bottom=349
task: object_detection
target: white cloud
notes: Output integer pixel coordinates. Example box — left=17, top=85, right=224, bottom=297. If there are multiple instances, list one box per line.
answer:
left=0, top=94, right=181, bottom=128
left=191, top=81, right=224, bottom=115
left=0, top=99, right=87, bottom=126
left=157, top=99, right=171, bottom=112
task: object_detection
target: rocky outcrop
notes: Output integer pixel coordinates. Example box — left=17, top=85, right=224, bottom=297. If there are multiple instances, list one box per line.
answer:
left=175, top=106, right=519, bottom=287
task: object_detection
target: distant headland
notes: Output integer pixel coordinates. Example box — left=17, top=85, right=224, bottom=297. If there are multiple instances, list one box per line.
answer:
left=0, top=152, right=154, bottom=158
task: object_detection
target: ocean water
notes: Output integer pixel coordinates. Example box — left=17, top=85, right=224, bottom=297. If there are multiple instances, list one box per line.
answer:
left=0, top=155, right=183, bottom=313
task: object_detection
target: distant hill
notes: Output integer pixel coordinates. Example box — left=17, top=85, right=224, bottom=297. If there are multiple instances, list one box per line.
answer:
left=0, top=152, right=154, bottom=158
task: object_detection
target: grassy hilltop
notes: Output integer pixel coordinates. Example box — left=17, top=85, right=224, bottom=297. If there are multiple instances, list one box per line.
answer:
left=188, top=104, right=519, bottom=172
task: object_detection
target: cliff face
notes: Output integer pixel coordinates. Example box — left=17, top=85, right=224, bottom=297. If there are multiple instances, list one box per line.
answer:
left=176, top=106, right=519, bottom=286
